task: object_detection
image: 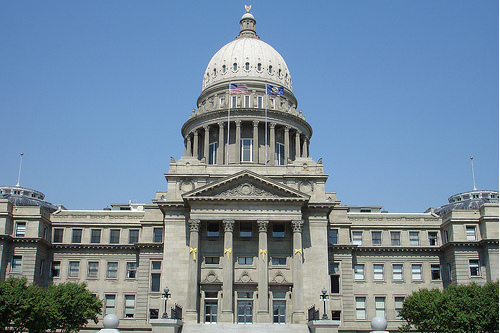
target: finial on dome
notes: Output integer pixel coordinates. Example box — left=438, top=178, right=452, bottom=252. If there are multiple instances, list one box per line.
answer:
left=245, top=5, right=251, bottom=13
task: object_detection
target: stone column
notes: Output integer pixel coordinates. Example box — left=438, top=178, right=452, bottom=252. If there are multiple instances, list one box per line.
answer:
left=221, top=220, right=235, bottom=323
left=186, top=135, right=192, bottom=156
left=193, top=130, right=199, bottom=159
left=302, top=136, right=308, bottom=158
left=217, top=122, right=224, bottom=165
left=284, top=126, right=290, bottom=163
left=186, top=219, right=200, bottom=322
left=295, top=130, right=301, bottom=159
left=253, top=120, right=259, bottom=163
left=203, top=125, right=210, bottom=161
left=292, top=219, right=305, bottom=323
left=269, top=122, right=276, bottom=165
left=235, top=120, right=241, bottom=163
left=257, top=220, right=269, bottom=322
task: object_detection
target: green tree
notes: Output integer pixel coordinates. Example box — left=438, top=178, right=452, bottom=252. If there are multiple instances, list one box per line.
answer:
left=399, top=282, right=499, bottom=333
left=48, top=282, right=103, bottom=333
left=0, top=276, right=30, bottom=332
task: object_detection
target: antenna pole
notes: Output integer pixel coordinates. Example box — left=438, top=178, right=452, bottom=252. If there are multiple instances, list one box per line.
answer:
left=16, top=153, right=24, bottom=187
left=470, top=156, right=477, bottom=191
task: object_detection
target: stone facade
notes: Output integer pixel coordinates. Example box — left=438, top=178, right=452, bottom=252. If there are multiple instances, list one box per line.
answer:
left=0, top=7, right=498, bottom=333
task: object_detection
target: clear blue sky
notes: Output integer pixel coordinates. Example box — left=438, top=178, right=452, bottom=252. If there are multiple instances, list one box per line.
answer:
left=1, top=1, right=498, bottom=212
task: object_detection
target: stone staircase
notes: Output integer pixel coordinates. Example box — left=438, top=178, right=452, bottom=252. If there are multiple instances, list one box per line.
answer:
left=181, top=323, right=310, bottom=333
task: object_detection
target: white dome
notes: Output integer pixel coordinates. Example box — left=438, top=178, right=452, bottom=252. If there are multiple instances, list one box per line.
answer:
left=202, top=37, right=292, bottom=91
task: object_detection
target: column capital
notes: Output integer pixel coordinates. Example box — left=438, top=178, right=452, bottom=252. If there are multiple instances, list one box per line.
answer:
left=223, top=220, right=235, bottom=232
left=253, top=120, right=259, bottom=126
left=235, top=119, right=242, bottom=126
left=218, top=121, right=224, bottom=128
left=192, top=129, right=198, bottom=135
left=269, top=122, right=276, bottom=129
left=285, top=126, right=291, bottom=132
left=292, top=220, right=304, bottom=233
left=296, top=129, right=302, bottom=135
left=203, top=125, right=209, bottom=131
left=188, top=219, right=200, bottom=232
left=257, top=220, right=269, bottom=233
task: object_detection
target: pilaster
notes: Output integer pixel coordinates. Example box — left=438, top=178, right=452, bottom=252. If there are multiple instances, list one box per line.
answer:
left=186, top=135, right=192, bottom=156
left=193, top=130, right=199, bottom=159
left=269, top=123, right=276, bottom=165
left=221, top=220, right=235, bottom=322
left=235, top=120, right=241, bottom=163
left=186, top=219, right=200, bottom=322
left=253, top=120, right=259, bottom=163
left=292, top=219, right=305, bottom=323
left=217, top=122, right=224, bottom=165
left=257, top=220, right=269, bottom=322
left=203, top=125, right=209, bottom=161
left=295, top=130, right=301, bottom=159
left=284, top=126, right=290, bottom=163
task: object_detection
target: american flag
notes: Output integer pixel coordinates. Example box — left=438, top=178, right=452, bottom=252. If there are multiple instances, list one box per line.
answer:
left=229, top=83, right=248, bottom=95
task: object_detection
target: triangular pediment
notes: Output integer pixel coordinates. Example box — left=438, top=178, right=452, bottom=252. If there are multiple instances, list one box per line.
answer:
left=182, top=170, right=310, bottom=202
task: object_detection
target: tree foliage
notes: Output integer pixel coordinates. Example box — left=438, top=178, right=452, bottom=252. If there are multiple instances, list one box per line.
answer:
left=0, top=277, right=102, bottom=333
left=399, top=282, right=499, bottom=333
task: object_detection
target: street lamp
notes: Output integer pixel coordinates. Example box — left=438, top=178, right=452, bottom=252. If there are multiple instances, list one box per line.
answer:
left=161, top=287, right=171, bottom=319
left=320, top=287, right=329, bottom=320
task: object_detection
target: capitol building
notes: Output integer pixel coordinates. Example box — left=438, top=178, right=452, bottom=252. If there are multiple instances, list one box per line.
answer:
left=0, top=7, right=498, bottom=333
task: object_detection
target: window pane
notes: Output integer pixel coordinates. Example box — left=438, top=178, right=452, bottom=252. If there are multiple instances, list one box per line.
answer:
left=466, top=226, right=477, bottom=241
left=127, top=262, right=137, bottom=279
left=207, top=222, right=220, bottom=237
left=240, top=222, right=252, bottom=238
left=129, top=229, right=139, bottom=244
left=107, top=262, right=118, bottom=279
left=428, top=232, right=438, bottom=246
left=91, top=229, right=101, bottom=243
left=69, top=261, right=80, bottom=277
left=105, top=295, right=116, bottom=315
left=372, top=231, right=382, bottom=246
left=88, top=262, right=99, bottom=278
left=11, top=256, right=22, bottom=272
left=354, top=264, right=364, bottom=280
left=353, top=232, right=363, bottom=246
left=110, top=229, right=120, bottom=244
left=15, top=222, right=26, bottom=237
left=412, top=264, right=422, bottom=280
left=51, top=261, right=61, bottom=277
left=391, top=232, right=400, bottom=246
left=151, top=273, right=161, bottom=292
left=410, top=232, right=420, bottom=246
left=392, top=264, right=403, bottom=280
left=374, top=264, right=384, bottom=280
left=375, top=297, right=385, bottom=318
left=329, top=229, right=338, bottom=245
left=53, top=229, right=64, bottom=243
left=152, top=261, right=161, bottom=270
left=72, top=229, right=82, bottom=243
left=153, top=228, right=163, bottom=243
left=469, top=260, right=480, bottom=276
left=273, top=223, right=285, bottom=238
left=431, top=264, right=441, bottom=280
left=355, top=297, right=366, bottom=320
left=241, top=139, right=252, bottom=162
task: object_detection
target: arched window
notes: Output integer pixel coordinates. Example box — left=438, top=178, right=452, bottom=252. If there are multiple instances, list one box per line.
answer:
left=213, top=68, right=216, bottom=76
left=257, top=63, right=262, bottom=71
left=222, top=65, right=226, bottom=73
left=233, top=63, right=238, bottom=71
left=278, top=69, right=282, bottom=77
left=268, top=65, right=273, bottom=73
left=245, top=62, right=250, bottom=70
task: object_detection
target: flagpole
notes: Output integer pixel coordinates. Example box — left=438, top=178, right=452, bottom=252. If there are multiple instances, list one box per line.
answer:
left=265, top=83, right=268, bottom=169
left=227, top=83, right=231, bottom=165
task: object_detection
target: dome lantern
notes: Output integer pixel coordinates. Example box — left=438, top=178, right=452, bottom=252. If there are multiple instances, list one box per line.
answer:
left=237, top=5, right=259, bottom=39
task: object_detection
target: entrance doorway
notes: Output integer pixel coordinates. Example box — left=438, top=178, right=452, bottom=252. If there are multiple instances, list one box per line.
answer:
left=273, top=300, right=286, bottom=323
left=237, top=301, right=253, bottom=323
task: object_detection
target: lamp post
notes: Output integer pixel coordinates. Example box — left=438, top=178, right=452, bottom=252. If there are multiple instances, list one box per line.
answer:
left=320, top=287, right=329, bottom=320
left=161, top=287, right=171, bottom=319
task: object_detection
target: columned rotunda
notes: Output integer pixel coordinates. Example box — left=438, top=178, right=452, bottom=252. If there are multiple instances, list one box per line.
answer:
left=0, top=6, right=497, bottom=333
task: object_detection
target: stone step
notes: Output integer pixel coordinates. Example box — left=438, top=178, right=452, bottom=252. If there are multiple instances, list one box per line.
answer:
left=181, top=323, right=310, bottom=333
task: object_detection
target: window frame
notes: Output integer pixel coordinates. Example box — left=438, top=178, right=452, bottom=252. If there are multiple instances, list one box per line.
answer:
left=153, top=228, right=163, bottom=243
left=126, top=262, right=137, bottom=279
left=106, top=262, right=118, bottom=279
left=87, top=261, right=99, bottom=279
left=469, top=259, right=480, bottom=277
left=15, top=222, right=26, bottom=237
left=10, top=255, right=22, bottom=273
left=354, top=264, right=365, bottom=280
left=466, top=226, right=477, bottom=241
left=238, top=256, right=254, bottom=265
left=241, top=139, right=253, bottom=162
left=109, top=229, right=120, bottom=244
left=271, top=257, right=286, bottom=266
left=68, top=261, right=80, bottom=278
left=352, top=231, right=363, bottom=246
left=124, top=295, right=135, bottom=318
left=328, top=229, right=338, bottom=245
left=355, top=297, right=366, bottom=320
left=431, top=264, right=441, bottom=280
left=428, top=232, right=438, bottom=246
left=129, top=229, right=139, bottom=244
left=51, top=261, right=61, bottom=277
left=392, top=264, right=403, bottom=281
left=409, top=231, right=420, bottom=246
left=373, top=264, right=384, bottom=281
left=53, top=228, right=64, bottom=243
left=90, top=229, right=101, bottom=244
left=105, top=294, right=116, bottom=316
left=411, top=264, right=423, bottom=281
left=272, top=223, right=285, bottom=238
left=372, top=231, right=382, bottom=246
left=390, top=231, right=401, bottom=246
left=375, top=296, right=386, bottom=318
left=72, top=228, right=83, bottom=243
left=239, top=222, right=252, bottom=238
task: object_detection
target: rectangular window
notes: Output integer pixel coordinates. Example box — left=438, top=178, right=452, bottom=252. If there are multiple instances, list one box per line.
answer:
left=469, top=259, right=480, bottom=276
left=15, top=222, right=26, bottom=237
left=39, top=259, right=45, bottom=276
left=444, top=230, right=449, bottom=243
left=231, top=95, right=237, bottom=108
left=129, top=229, right=139, bottom=244
left=110, top=229, right=120, bottom=244
left=43, top=226, right=48, bottom=240
left=11, top=256, right=22, bottom=272
left=373, top=264, right=384, bottom=281
left=244, top=95, right=250, bottom=108
left=127, top=262, right=137, bottom=279
left=124, top=295, right=135, bottom=318
left=328, top=229, right=338, bottom=245
left=392, top=264, right=403, bottom=281
left=354, top=264, right=365, bottom=280
left=150, top=309, right=159, bottom=320
left=51, top=261, right=61, bottom=277
left=395, top=297, right=405, bottom=320
left=409, top=231, right=420, bottom=246
left=375, top=297, right=386, bottom=318
left=355, top=297, right=366, bottom=320
left=257, top=96, right=263, bottom=108
left=53, top=228, right=64, bottom=243
left=90, top=229, right=101, bottom=244
left=273, top=223, right=285, bottom=238
left=238, top=257, right=253, bottom=265
left=372, top=231, right=382, bottom=246
left=412, top=264, right=422, bottom=281
left=72, top=229, right=82, bottom=243
left=466, top=226, right=477, bottom=241
left=151, top=261, right=161, bottom=270
left=240, top=222, right=252, bottom=238
left=107, top=262, right=118, bottom=279
left=207, top=222, right=220, bottom=238
left=68, top=261, right=80, bottom=278
left=272, top=257, right=286, bottom=266
left=330, top=263, right=340, bottom=294
left=270, top=98, right=275, bottom=109
left=391, top=231, right=401, bottom=246
left=241, top=139, right=253, bottom=162
left=205, top=256, right=220, bottom=265
left=431, top=264, right=441, bottom=280
left=153, top=228, right=163, bottom=243
left=151, top=273, right=161, bottom=292
left=428, top=232, right=438, bottom=246
left=105, top=295, right=116, bottom=315
left=208, top=142, right=218, bottom=165
left=88, top=261, right=99, bottom=278
left=276, top=142, right=285, bottom=165
left=352, top=231, right=363, bottom=246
